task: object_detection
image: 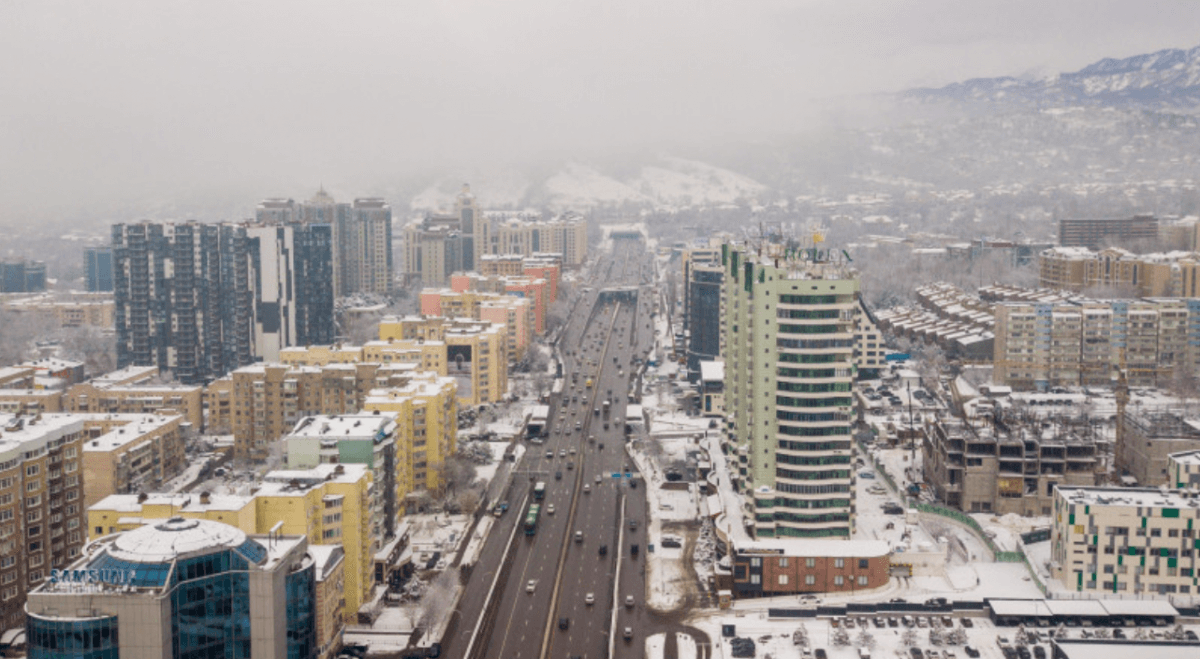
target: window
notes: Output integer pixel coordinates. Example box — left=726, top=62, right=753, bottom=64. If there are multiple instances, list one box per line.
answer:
left=25, top=465, right=38, bottom=477
left=834, top=558, right=845, bottom=568
left=858, top=559, right=869, bottom=569
left=805, top=575, right=815, bottom=585
left=834, top=575, right=844, bottom=586
left=858, top=576, right=868, bottom=586
left=779, top=575, right=789, bottom=585
left=750, top=574, right=761, bottom=585
left=778, top=558, right=788, bottom=568
left=25, top=480, right=40, bottom=493
left=750, top=557, right=762, bottom=567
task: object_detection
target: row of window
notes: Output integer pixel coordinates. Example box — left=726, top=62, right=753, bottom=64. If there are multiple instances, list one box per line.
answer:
left=748, top=573, right=871, bottom=587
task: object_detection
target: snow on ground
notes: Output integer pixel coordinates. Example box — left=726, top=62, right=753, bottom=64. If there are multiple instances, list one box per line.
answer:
left=643, top=632, right=666, bottom=659
left=543, top=162, right=650, bottom=209
left=407, top=514, right=472, bottom=559
left=972, top=513, right=1051, bottom=553
left=460, top=516, right=494, bottom=567
left=676, top=631, right=698, bottom=659
left=473, top=441, right=522, bottom=485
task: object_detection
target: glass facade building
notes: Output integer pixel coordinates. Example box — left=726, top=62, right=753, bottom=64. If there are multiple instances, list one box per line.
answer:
left=26, top=517, right=319, bottom=659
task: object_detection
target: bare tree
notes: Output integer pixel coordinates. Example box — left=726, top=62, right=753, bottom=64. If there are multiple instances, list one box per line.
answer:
left=417, top=567, right=459, bottom=632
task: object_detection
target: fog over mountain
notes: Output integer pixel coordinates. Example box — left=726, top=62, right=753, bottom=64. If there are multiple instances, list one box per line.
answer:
left=3, top=1, right=1200, bottom=229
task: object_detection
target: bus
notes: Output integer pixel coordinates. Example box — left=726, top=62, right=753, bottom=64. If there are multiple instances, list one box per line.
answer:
left=533, top=482, right=546, bottom=499
left=524, top=504, right=541, bottom=535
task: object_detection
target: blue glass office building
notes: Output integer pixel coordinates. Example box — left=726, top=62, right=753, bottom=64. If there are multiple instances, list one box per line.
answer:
left=26, top=517, right=317, bottom=659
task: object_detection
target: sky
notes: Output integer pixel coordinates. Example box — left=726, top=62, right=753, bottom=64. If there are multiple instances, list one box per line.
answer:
left=2, top=0, right=1199, bottom=226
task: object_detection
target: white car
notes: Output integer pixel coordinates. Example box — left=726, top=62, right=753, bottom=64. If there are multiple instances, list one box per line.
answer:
left=583, top=484, right=591, bottom=493
left=547, top=504, right=555, bottom=514
left=585, top=592, right=595, bottom=605
left=526, top=580, right=536, bottom=593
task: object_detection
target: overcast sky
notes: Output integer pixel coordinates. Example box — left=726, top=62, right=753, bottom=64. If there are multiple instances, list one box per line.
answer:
left=2, top=0, right=1198, bottom=226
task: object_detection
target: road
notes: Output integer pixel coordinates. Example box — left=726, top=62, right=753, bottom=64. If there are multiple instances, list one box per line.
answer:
left=443, top=235, right=705, bottom=659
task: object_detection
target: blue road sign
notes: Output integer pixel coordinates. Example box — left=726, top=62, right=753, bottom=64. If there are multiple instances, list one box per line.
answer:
left=611, top=473, right=621, bottom=478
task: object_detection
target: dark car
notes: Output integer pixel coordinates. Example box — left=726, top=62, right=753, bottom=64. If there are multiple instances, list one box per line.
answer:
left=964, top=646, right=980, bottom=658
left=1033, top=646, right=1046, bottom=659
left=599, top=545, right=607, bottom=556
left=631, top=544, right=639, bottom=556
left=909, top=648, right=923, bottom=659
left=555, top=471, right=562, bottom=480
left=558, top=617, right=569, bottom=630
left=960, top=618, right=974, bottom=628
left=815, top=650, right=827, bottom=659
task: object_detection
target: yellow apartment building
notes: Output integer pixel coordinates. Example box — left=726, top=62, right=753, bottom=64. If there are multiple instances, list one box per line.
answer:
left=362, top=374, right=458, bottom=498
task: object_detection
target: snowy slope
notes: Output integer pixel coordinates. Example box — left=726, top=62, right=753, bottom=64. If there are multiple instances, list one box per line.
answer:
left=905, top=43, right=1200, bottom=110
left=539, top=162, right=650, bottom=209
left=633, top=157, right=767, bottom=206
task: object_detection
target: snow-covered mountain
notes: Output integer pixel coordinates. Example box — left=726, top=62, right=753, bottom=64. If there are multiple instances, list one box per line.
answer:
left=410, top=171, right=532, bottom=212
left=905, top=44, right=1200, bottom=110
left=632, top=157, right=767, bottom=207
left=539, top=162, right=651, bottom=209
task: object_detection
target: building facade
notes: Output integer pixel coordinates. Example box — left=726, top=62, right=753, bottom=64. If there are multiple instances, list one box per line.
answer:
left=27, top=517, right=324, bottom=659
left=81, top=413, right=187, bottom=507
left=1039, top=246, right=1200, bottom=297
left=1051, top=486, right=1200, bottom=595
left=685, top=263, right=723, bottom=382
left=0, top=259, right=46, bottom=293
left=112, top=221, right=334, bottom=384
left=721, top=243, right=858, bottom=539
left=1059, top=215, right=1159, bottom=250
left=0, top=415, right=86, bottom=632
left=729, top=540, right=890, bottom=597
left=86, top=246, right=115, bottom=292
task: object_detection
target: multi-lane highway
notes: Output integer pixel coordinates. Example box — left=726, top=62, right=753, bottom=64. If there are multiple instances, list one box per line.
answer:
left=445, top=235, right=677, bottom=659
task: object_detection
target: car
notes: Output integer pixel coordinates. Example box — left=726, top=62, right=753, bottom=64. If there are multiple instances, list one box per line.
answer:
left=583, top=484, right=591, bottom=493
left=631, top=544, right=639, bottom=556
left=545, top=451, right=553, bottom=459
left=916, top=616, right=928, bottom=628
left=585, top=593, right=595, bottom=605
left=574, top=531, right=583, bottom=542
left=547, top=504, right=555, bottom=514
left=909, top=649, right=923, bottom=659
left=559, top=617, right=569, bottom=630
left=629, top=519, right=638, bottom=531
left=859, top=471, right=876, bottom=479
left=1033, top=647, right=1045, bottom=659
left=630, top=479, right=637, bottom=489
left=926, top=597, right=948, bottom=607
left=555, top=471, right=562, bottom=480
left=887, top=617, right=899, bottom=627
left=625, top=595, right=634, bottom=607
left=595, top=474, right=602, bottom=483
left=599, top=544, right=607, bottom=556
left=559, top=449, right=566, bottom=457
left=960, top=618, right=974, bottom=628
left=526, top=580, right=536, bottom=593
left=926, top=651, right=939, bottom=659
left=963, top=647, right=980, bottom=659
left=567, top=461, right=574, bottom=470
left=872, top=617, right=885, bottom=628
left=623, top=627, right=633, bottom=641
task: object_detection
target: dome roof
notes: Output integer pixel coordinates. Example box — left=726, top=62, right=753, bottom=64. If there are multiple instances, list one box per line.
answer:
left=108, top=517, right=251, bottom=563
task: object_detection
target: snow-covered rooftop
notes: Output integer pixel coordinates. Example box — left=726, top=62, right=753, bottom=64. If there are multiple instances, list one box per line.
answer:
left=108, top=517, right=251, bottom=563
left=1058, top=486, right=1200, bottom=509
left=734, top=539, right=890, bottom=558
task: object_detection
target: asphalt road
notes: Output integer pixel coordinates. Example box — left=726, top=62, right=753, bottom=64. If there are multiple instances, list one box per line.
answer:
left=447, top=237, right=698, bottom=659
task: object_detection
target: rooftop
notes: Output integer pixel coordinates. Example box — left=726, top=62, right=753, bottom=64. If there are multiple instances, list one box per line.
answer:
left=1057, top=486, right=1200, bottom=510
left=288, top=413, right=397, bottom=440
left=734, top=539, right=890, bottom=558
left=1170, top=449, right=1200, bottom=466
left=82, top=414, right=182, bottom=452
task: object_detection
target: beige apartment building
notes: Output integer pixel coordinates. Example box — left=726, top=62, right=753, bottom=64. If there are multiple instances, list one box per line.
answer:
left=1052, top=486, right=1200, bottom=595
left=0, top=414, right=87, bottom=631
left=80, top=412, right=187, bottom=507
left=63, top=365, right=203, bottom=428
left=362, top=374, right=459, bottom=497
left=1039, top=246, right=1200, bottom=297
left=993, top=298, right=1200, bottom=390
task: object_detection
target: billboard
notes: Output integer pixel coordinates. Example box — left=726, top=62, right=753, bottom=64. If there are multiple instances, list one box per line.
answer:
left=448, top=344, right=474, bottom=399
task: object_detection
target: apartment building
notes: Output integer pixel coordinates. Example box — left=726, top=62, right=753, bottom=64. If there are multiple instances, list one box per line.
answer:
left=449, top=271, right=552, bottom=334
left=721, top=243, right=858, bottom=539
left=1, top=292, right=115, bottom=329
left=85, top=246, right=114, bottom=292
left=0, top=414, right=86, bottom=631
left=285, top=414, right=400, bottom=549
left=362, top=375, right=459, bottom=498
left=112, top=220, right=334, bottom=383
left=1059, top=215, right=1159, bottom=250
left=728, top=540, right=891, bottom=597
left=377, top=316, right=508, bottom=405
left=80, top=412, right=186, bottom=507
left=993, top=297, right=1200, bottom=390
left=685, top=262, right=723, bottom=382
left=63, top=365, right=203, bottom=428
left=1039, top=246, right=1200, bottom=297
left=484, top=212, right=587, bottom=266
left=419, top=288, right=534, bottom=361
left=1052, top=486, right=1200, bottom=595
left=923, top=416, right=1105, bottom=515
left=28, top=517, right=325, bottom=659
left=89, top=463, right=372, bottom=624
left=0, top=259, right=45, bottom=292
left=402, top=185, right=486, bottom=285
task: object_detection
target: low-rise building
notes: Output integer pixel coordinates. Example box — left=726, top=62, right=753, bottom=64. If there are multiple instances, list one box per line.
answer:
left=727, top=540, right=891, bottom=597
left=88, top=463, right=373, bottom=624
left=1168, top=449, right=1200, bottom=489
left=1119, top=411, right=1200, bottom=487
left=1052, top=486, right=1200, bottom=595
left=27, top=517, right=327, bottom=659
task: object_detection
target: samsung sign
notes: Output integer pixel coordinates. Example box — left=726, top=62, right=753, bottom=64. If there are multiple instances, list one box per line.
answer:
left=49, top=568, right=136, bottom=585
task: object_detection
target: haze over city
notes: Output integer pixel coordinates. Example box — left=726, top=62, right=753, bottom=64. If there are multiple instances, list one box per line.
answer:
left=3, top=1, right=1200, bottom=225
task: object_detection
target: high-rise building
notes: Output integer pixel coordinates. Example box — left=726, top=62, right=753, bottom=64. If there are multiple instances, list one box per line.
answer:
left=0, top=259, right=46, bottom=292
left=721, top=243, right=858, bottom=539
left=112, top=221, right=333, bottom=384
left=685, top=263, right=723, bottom=382
left=0, top=414, right=87, bottom=631
left=1059, top=215, right=1158, bottom=250
left=27, top=517, right=324, bottom=659
left=85, top=247, right=114, bottom=292
left=258, top=190, right=394, bottom=297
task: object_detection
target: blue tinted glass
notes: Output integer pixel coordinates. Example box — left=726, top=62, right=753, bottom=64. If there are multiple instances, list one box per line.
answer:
left=28, top=614, right=120, bottom=659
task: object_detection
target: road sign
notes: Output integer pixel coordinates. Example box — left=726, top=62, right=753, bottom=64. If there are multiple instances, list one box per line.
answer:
left=611, top=473, right=621, bottom=478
